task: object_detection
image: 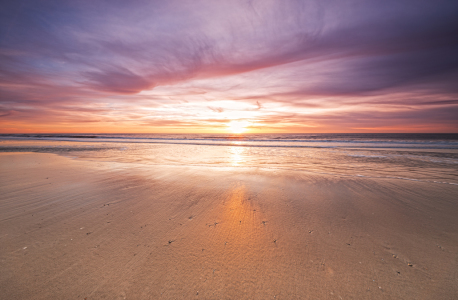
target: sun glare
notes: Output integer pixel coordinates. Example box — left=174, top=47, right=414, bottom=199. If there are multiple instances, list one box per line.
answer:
left=227, top=120, right=249, bottom=134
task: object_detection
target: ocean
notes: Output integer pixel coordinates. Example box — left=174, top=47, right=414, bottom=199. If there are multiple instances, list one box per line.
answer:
left=1, top=133, right=457, bottom=185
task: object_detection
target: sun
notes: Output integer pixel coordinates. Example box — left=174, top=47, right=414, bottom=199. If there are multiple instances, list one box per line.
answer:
left=227, top=120, right=249, bottom=134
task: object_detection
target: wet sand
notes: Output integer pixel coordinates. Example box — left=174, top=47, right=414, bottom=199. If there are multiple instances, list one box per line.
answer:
left=1, top=152, right=457, bottom=299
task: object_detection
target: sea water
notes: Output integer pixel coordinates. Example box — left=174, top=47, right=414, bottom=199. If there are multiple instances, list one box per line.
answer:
left=1, top=133, right=457, bottom=185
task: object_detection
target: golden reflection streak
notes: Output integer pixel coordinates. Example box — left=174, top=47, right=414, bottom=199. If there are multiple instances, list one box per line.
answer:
left=229, top=143, right=245, bottom=166
left=220, top=184, right=262, bottom=249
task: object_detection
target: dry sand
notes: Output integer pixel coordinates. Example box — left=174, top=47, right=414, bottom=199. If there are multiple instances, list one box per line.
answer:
left=1, top=152, right=457, bottom=299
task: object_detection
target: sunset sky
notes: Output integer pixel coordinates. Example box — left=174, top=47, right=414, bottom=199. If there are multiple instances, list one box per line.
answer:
left=1, top=0, right=457, bottom=133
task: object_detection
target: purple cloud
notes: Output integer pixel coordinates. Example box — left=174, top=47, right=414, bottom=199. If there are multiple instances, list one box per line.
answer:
left=1, top=0, right=457, bottom=132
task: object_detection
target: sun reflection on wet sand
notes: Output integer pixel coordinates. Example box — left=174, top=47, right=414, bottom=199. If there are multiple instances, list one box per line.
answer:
left=156, top=180, right=282, bottom=298
left=209, top=183, right=278, bottom=289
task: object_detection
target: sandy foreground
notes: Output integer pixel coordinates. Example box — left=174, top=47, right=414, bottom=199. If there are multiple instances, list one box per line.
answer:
left=0, top=152, right=457, bottom=299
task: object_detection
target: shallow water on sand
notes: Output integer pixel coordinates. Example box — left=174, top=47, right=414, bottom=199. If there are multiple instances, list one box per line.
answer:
left=1, top=134, right=457, bottom=185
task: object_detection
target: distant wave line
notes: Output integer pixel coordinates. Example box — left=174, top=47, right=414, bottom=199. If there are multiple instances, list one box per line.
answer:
left=1, top=135, right=457, bottom=148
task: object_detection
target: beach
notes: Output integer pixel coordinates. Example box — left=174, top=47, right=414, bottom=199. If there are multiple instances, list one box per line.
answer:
left=3, top=0, right=458, bottom=297
left=1, top=135, right=458, bottom=299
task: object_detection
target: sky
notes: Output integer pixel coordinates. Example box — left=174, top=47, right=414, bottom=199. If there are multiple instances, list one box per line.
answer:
left=1, top=0, right=457, bottom=133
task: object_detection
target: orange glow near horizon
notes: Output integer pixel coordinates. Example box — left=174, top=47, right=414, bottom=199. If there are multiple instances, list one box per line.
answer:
left=2, top=120, right=457, bottom=134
